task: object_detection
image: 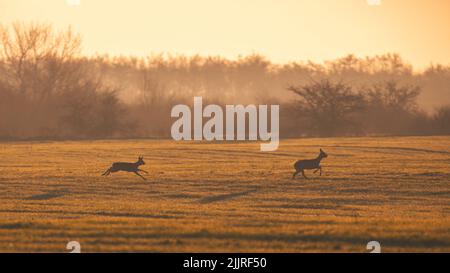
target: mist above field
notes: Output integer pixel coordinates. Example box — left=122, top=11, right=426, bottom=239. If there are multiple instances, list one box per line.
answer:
left=0, top=23, right=450, bottom=140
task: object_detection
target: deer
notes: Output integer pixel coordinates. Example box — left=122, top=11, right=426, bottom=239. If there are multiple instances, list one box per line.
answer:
left=102, top=156, right=148, bottom=180
left=293, top=149, right=328, bottom=179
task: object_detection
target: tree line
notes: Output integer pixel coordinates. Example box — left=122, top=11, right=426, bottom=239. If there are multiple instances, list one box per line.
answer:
left=0, top=23, right=449, bottom=140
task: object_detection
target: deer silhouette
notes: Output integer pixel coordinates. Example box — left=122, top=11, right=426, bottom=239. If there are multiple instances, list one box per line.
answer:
left=293, top=149, right=328, bottom=179
left=102, top=156, right=148, bottom=180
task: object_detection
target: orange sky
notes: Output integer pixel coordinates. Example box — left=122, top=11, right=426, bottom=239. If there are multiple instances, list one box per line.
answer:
left=1, top=0, right=449, bottom=69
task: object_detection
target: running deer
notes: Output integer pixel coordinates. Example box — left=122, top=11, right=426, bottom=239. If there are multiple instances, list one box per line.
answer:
left=102, top=156, right=148, bottom=180
left=293, top=149, right=328, bottom=179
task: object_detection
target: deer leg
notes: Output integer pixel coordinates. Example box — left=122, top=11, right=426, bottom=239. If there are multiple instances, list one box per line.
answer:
left=134, top=171, right=147, bottom=181
left=301, top=170, right=308, bottom=179
left=313, top=166, right=322, bottom=175
left=293, top=170, right=300, bottom=179
left=138, top=169, right=148, bottom=174
left=102, top=168, right=111, bottom=176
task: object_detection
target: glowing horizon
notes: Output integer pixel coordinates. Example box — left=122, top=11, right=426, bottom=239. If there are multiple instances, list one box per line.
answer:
left=1, top=0, right=449, bottom=69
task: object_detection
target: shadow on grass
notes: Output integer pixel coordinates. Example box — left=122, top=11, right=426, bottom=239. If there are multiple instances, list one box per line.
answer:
left=199, top=189, right=258, bottom=204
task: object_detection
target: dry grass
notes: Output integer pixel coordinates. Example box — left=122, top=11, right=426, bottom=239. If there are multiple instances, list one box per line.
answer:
left=0, top=136, right=449, bottom=252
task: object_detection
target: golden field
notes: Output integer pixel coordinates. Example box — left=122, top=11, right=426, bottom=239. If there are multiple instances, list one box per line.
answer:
left=0, top=137, right=449, bottom=252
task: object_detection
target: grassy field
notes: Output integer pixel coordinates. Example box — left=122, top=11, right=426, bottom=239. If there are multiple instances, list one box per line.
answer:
left=0, top=136, right=449, bottom=252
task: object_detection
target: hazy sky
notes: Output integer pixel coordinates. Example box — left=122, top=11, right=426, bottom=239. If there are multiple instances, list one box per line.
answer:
left=1, top=0, right=449, bottom=69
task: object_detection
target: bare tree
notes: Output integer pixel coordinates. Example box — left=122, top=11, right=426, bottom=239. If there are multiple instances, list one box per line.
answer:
left=363, top=81, right=421, bottom=135
left=0, top=22, right=82, bottom=100
left=365, top=81, right=420, bottom=111
left=0, top=22, right=130, bottom=139
left=288, top=80, right=365, bottom=136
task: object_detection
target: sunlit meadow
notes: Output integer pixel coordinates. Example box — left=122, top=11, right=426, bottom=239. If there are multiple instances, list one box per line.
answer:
left=0, top=136, right=449, bottom=252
